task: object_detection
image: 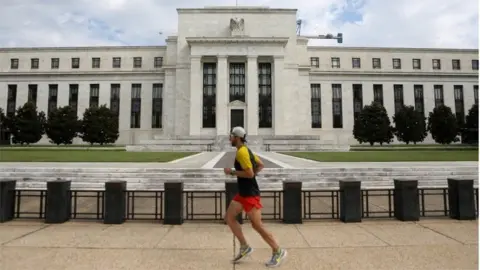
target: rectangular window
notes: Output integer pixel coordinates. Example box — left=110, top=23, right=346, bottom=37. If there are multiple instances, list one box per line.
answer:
left=72, top=58, right=80, bottom=69
left=7, top=85, right=17, bottom=117
left=472, top=60, right=478, bottom=70
left=413, top=59, right=421, bottom=70
left=112, top=57, right=121, bottom=68
left=69, top=84, right=79, bottom=116
left=310, top=57, right=319, bottom=68
left=10, top=58, right=19, bottom=69
left=331, top=57, right=340, bottom=68
left=48, top=84, right=58, bottom=116
left=51, top=58, right=59, bottom=69
left=89, top=84, right=100, bottom=108
left=352, top=58, right=361, bottom=68
left=332, top=84, right=343, bottom=128
left=310, top=84, right=321, bottom=128
left=454, top=85, right=465, bottom=126
left=229, top=63, right=246, bottom=102
left=152, top=83, right=163, bottom=128
left=110, top=84, right=120, bottom=117
left=393, top=84, right=404, bottom=114
left=130, top=84, right=142, bottom=128
left=373, top=84, right=384, bottom=106
left=414, top=85, right=424, bottom=115
left=258, top=63, right=272, bottom=128
left=133, top=57, right=142, bottom=68
left=31, top=58, right=39, bottom=69
left=434, top=85, right=444, bottom=107
left=203, top=63, right=216, bottom=128
left=28, top=84, right=38, bottom=107
left=433, top=59, right=441, bottom=70
left=154, top=57, right=163, bottom=68
left=452, top=59, right=461, bottom=70
left=393, top=58, right=401, bottom=69
left=353, top=84, right=363, bottom=120
left=92, top=57, right=100, bottom=68
left=474, top=85, right=478, bottom=105
left=372, top=58, right=381, bottom=69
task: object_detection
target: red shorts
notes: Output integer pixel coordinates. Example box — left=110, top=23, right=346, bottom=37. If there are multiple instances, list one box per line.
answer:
left=233, top=194, right=263, bottom=213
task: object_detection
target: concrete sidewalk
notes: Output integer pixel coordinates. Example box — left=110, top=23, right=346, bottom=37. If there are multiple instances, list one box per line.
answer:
left=0, top=219, right=477, bottom=270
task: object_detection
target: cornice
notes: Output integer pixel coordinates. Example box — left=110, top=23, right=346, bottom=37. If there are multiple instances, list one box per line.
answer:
left=309, top=70, right=479, bottom=78
left=307, top=46, right=478, bottom=54
left=185, top=37, right=289, bottom=47
left=0, top=70, right=165, bottom=77
left=177, top=7, right=297, bottom=14
left=0, top=46, right=166, bottom=53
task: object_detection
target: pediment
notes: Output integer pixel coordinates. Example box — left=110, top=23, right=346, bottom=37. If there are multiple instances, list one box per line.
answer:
left=228, top=100, right=246, bottom=107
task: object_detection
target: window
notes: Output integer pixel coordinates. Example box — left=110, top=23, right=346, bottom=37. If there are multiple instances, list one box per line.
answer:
left=472, top=60, right=478, bottom=70
left=229, top=63, right=245, bottom=102
left=258, top=63, right=272, bottom=128
left=110, top=84, right=120, bottom=117
left=352, top=58, right=361, bottom=68
left=332, top=84, right=343, bottom=128
left=31, top=58, right=39, bottom=69
left=353, top=84, right=363, bottom=120
left=310, top=84, right=321, bottom=128
left=434, top=85, right=444, bottom=107
left=10, top=58, right=18, bottom=69
left=112, top=57, right=121, bottom=68
left=373, top=84, right=384, bottom=106
left=152, top=83, right=163, bottom=128
left=7, top=85, right=17, bottom=117
left=452, top=59, right=461, bottom=70
left=48, top=85, right=58, bottom=116
left=310, top=57, right=319, bottom=68
left=474, top=85, right=478, bottom=105
left=433, top=59, right=441, bottom=70
left=393, top=58, right=401, bottom=69
left=414, top=85, right=424, bottom=115
left=89, top=84, right=100, bottom=108
left=154, top=57, right=163, bottom=68
left=393, top=84, right=404, bottom=114
left=51, top=58, right=59, bottom=69
left=130, top=84, right=142, bottom=128
left=331, top=57, right=340, bottom=68
left=203, top=63, right=216, bottom=128
left=372, top=58, right=381, bottom=69
left=413, top=59, right=421, bottom=70
left=133, top=57, right=142, bottom=68
left=28, top=84, right=38, bottom=107
left=454, top=85, right=465, bottom=126
left=69, top=84, right=79, bottom=116
left=72, top=58, right=80, bottom=69
left=92, top=57, right=100, bottom=68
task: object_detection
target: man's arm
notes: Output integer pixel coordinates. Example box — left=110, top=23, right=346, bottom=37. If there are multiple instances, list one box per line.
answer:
left=254, top=154, right=264, bottom=175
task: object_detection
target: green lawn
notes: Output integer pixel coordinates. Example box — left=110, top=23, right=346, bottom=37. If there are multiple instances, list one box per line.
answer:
left=0, top=149, right=196, bottom=162
left=284, top=150, right=479, bottom=162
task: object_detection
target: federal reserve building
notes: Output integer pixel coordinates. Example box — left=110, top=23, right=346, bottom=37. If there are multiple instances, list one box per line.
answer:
left=0, top=6, right=478, bottom=151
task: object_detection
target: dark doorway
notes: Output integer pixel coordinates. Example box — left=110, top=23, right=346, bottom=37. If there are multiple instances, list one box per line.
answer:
left=230, top=109, right=244, bottom=131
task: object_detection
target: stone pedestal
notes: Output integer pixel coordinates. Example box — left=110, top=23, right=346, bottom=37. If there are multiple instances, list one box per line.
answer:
left=45, top=180, right=71, bottom=224
left=282, top=181, right=302, bottom=224
left=0, top=180, right=16, bottom=223
left=448, top=178, right=476, bottom=220
left=225, top=181, right=243, bottom=224
left=164, top=182, right=184, bottom=225
left=393, top=179, right=419, bottom=221
left=104, top=181, right=127, bottom=224
left=339, top=180, right=362, bottom=223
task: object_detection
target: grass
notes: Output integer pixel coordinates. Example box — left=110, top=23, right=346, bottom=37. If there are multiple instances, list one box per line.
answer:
left=283, top=150, right=479, bottom=162
left=0, top=149, right=196, bottom=162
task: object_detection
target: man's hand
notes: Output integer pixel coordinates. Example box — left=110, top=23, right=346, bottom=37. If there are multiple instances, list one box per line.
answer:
left=224, top=168, right=232, bottom=175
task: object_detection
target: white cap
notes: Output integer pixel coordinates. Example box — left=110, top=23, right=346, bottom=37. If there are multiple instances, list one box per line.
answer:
left=231, top=126, right=247, bottom=140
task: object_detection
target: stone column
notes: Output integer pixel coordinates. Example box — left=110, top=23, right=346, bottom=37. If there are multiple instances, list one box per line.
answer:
left=141, top=82, right=152, bottom=131
left=273, top=56, right=284, bottom=135
left=216, top=56, right=229, bottom=135
left=247, top=56, right=259, bottom=135
left=189, top=56, right=202, bottom=136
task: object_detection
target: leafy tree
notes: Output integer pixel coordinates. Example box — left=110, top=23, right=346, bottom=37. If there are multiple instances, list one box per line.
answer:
left=427, top=105, right=458, bottom=144
left=80, top=105, right=119, bottom=145
left=393, top=105, right=427, bottom=144
left=45, top=106, right=80, bottom=145
left=0, top=108, right=9, bottom=144
left=461, top=104, right=478, bottom=144
left=10, top=102, right=46, bottom=145
left=353, top=101, right=394, bottom=146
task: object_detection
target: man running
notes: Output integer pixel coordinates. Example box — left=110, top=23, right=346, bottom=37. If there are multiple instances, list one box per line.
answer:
left=224, top=126, right=287, bottom=268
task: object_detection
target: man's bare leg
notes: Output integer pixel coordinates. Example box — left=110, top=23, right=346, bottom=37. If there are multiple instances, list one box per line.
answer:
left=225, top=201, right=253, bottom=262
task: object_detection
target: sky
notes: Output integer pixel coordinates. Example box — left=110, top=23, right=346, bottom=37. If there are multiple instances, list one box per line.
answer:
left=0, top=0, right=478, bottom=49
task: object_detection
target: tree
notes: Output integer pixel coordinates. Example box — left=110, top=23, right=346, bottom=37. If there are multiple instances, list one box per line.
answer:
left=353, top=101, right=394, bottom=146
left=80, top=105, right=119, bottom=145
left=393, top=105, right=427, bottom=144
left=0, top=108, right=9, bottom=145
left=10, top=102, right=46, bottom=145
left=461, top=104, right=478, bottom=144
left=427, top=105, right=458, bottom=144
left=45, top=106, right=80, bottom=145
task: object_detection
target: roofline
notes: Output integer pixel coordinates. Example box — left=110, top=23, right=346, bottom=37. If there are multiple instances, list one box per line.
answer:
left=0, top=45, right=166, bottom=52
left=177, top=6, right=297, bottom=14
left=307, top=46, right=479, bottom=53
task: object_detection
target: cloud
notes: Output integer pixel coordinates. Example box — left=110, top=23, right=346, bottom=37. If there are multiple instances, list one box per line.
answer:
left=0, top=0, right=477, bottom=48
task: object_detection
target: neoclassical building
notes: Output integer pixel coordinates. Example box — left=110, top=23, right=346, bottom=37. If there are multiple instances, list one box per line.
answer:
left=0, top=6, right=478, bottom=150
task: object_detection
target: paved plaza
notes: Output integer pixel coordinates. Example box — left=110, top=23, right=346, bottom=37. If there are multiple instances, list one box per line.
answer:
left=0, top=219, right=477, bottom=270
